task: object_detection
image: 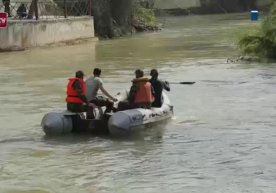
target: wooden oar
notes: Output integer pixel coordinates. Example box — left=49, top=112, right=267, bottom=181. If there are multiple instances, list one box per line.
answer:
left=107, top=81, right=196, bottom=85
left=169, top=81, right=196, bottom=85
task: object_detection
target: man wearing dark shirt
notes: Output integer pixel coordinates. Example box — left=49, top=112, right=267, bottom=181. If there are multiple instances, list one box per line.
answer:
left=149, top=69, right=170, bottom=107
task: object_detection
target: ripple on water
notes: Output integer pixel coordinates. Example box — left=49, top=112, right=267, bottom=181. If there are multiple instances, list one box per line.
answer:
left=4, top=190, right=52, bottom=193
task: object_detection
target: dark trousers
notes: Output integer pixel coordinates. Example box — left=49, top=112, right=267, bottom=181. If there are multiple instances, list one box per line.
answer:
left=90, top=97, right=114, bottom=113
left=67, top=103, right=87, bottom=112
left=152, top=100, right=162, bottom=108
left=67, top=103, right=94, bottom=119
left=117, top=101, right=136, bottom=111
left=117, top=101, right=151, bottom=111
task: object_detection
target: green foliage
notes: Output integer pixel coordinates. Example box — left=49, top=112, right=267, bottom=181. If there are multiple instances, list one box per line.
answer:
left=133, top=4, right=156, bottom=25
left=239, top=35, right=262, bottom=56
left=238, top=0, right=276, bottom=59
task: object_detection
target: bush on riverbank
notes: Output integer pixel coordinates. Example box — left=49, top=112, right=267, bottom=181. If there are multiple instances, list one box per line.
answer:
left=238, top=1, right=276, bottom=59
left=92, top=0, right=159, bottom=38
left=132, top=4, right=160, bottom=32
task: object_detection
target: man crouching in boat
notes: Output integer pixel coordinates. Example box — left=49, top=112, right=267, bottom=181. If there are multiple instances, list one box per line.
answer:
left=129, top=69, right=155, bottom=108
left=66, top=70, right=96, bottom=114
left=118, top=69, right=155, bottom=110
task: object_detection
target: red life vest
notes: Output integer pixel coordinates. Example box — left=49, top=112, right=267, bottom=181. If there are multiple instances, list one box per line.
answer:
left=65, top=78, right=86, bottom=103
left=133, top=77, right=155, bottom=104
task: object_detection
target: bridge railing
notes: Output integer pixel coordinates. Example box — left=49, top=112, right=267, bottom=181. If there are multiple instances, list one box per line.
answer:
left=0, top=0, right=92, bottom=20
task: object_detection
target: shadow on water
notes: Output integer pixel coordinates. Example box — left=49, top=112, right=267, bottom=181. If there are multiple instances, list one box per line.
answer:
left=40, top=119, right=171, bottom=145
left=0, top=118, right=171, bottom=149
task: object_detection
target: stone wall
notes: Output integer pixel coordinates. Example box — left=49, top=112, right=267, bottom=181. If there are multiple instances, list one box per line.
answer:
left=0, top=17, right=96, bottom=51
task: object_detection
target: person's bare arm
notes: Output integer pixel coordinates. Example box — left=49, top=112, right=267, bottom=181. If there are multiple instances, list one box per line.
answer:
left=163, top=81, right=170, bottom=91
left=99, top=85, right=116, bottom=101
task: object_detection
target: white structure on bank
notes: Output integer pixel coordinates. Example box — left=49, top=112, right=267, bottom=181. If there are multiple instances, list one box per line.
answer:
left=154, top=0, right=272, bottom=10
left=154, top=0, right=200, bottom=9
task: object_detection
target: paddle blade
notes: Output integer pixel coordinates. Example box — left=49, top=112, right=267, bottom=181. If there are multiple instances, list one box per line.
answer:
left=170, top=81, right=196, bottom=85
left=179, top=81, right=196, bottom=85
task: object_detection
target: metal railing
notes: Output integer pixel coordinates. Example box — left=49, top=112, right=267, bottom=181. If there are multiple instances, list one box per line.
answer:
left=0, top=0, right=92, bottom=20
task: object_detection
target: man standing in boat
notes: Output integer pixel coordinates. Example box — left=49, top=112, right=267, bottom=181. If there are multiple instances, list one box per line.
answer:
left=85, top=68, right=117, bottom=116
left=149, top=69, right=170, bottom=107
left=128, top=69, right=155, bottom=109
left=66, top=70, right=96, bottom=113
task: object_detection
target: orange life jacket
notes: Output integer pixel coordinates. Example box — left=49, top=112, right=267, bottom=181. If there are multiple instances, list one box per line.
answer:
left=133, top=77, right=155, bottom=104
left=65, top=78, right=86, bottom=103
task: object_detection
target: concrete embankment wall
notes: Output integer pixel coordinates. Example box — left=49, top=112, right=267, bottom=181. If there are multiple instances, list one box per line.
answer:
left=257, top=0, right=272, bottom=7
left=154, top=0, right=272, bottom=9
left=154, top=0, right=200, bottom=9
left=0, top=17, right=97, bottom=51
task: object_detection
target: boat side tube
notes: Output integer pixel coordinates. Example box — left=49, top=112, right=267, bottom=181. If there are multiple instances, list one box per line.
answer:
left=41, top=111, right=77, bottom=136
left=108, top=93, right=173, bottom=135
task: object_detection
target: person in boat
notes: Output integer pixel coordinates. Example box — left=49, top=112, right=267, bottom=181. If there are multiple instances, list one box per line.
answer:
left=149, top=69, right=170, bottom=108
left=128, top=69, right=155, bottom=109
left=85, top=68, right=117, bottom=116
left=118, top=69, right=155, bottom=111
left=66, top=70, right=96, bottom=113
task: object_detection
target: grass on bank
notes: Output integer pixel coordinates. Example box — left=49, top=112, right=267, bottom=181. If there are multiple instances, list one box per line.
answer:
left=238, top=1, right=276, bottom=60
